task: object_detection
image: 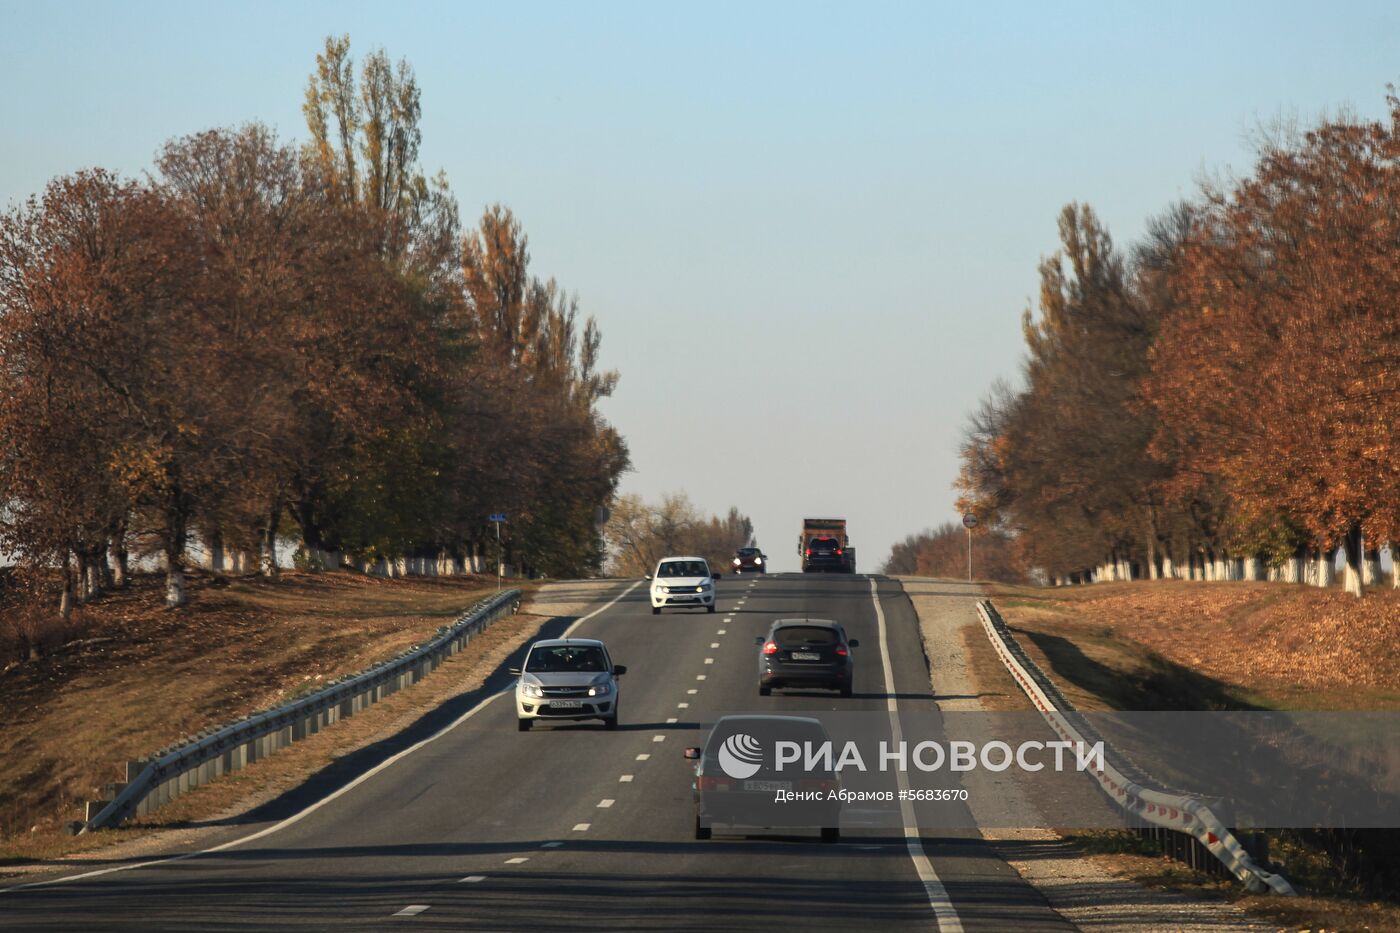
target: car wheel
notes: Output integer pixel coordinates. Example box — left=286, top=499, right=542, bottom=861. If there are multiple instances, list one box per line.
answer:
left=652, top=606, right=661, bottom=615
left=758, top=685, right=771, bottom=697
left=694, top=815, right=712, bottom=841
left=821, top=827, right=840, bottom=843
left=604, top=715, right=618, bottom=731
left=517, top=718, right=532, bottom=732
left=839, top=683, right=853, bottom=698
left=707, top=603, right=716, bottom=614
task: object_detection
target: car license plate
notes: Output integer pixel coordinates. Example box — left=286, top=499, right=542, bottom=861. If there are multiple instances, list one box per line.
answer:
left=550, top=699, right=583, bottom=709
left=791, top=651, right=821, bottom=661
left=744, top=780, right=791, bottom=792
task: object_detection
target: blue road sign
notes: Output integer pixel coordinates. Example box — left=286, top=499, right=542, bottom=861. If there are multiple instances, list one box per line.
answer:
left=489, top=513, right=507, bottom=523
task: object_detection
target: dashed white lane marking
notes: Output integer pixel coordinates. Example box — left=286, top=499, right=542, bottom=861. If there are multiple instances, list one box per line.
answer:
left=724, top=617, right=733, bottom=622
left=460, top=875, right=487, bottom=883
left=573, top=823, right=591, bottom=831
left=666, top=717, right=678, bottom=723
left=710, top=642, right=720, bottom=648
left=597, top=799, right=615, bottom=808
left=869, top=577, right=964, bottom=933
left=677, top=702, right=689, bottom=709
left=687, top=688, right=698, bottom=694
left=652, top=734, right=666, bottom=742
left=505, top=857, right=529, bottom=864
left=0, top=580, right=647, bottom=898
left=704, top=657, right=714, bottom=664
left=636, top=753, right=651, bottom=761
left=619, top=774, right=634, bottom=782
left=717, top=628, right=727, bottom=634
left=541, top=841, right=563, bottom=848
left=394, top=905, right=431, bottom=917
left=696, top=674, right=707, bottom=680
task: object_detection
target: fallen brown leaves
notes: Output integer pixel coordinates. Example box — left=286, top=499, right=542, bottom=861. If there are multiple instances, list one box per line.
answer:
left=995, top=580, right=1400, bottom=705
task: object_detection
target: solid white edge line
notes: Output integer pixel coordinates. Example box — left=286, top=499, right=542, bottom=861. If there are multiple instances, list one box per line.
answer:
left=870, top=577, right=964, bottom=933
left=2, top=579, right=644, bottom=896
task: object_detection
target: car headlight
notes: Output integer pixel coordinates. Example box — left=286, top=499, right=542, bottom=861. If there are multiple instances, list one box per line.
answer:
left=520, top=682, right=544, bottom=698
left=733, top=558, right=741, bottom=565
left=754, top=557, right=762, bottom=565
left=587, top=683, right=611, bottom=696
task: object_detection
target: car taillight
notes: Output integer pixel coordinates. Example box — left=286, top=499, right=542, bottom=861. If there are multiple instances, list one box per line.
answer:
left=805, top=548, right=811, bottom=557
left=835, top=645, right=848, bottom=657
left=762, top=641, right=779, bottom=655
left=836, top=548, right=843, bottom=555
left=698, top=775, right=734, bottom=792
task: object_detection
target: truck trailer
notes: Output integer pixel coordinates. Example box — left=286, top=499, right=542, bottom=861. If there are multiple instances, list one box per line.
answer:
left=798, top=518, right=855, bottom=573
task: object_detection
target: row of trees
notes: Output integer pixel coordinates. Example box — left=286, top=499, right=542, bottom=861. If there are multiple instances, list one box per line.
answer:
left=0, top=37, right=628, bottom=627
left=956, top=94, right=1400, bottom=597
left=881, top=523, right=1027, bottom=583
left=604, top=493, right=754, bottom=577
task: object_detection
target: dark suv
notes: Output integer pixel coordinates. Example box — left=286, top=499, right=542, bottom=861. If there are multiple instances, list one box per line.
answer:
left=801, top=536, right=847, bottom=573
left=755, top=619, right=858, bottom=697
left=731, top=546, right=767, bottom=574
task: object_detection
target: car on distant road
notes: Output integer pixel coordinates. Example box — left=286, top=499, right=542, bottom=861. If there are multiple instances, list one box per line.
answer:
left=802, top=535, right=849, bottom=573
left=731, top=546, right=767, bottom=574
left=755, top=619, right=858, bottom=697
left=687, top=714, right=842, bottom=842
left=648, top=556, right=718, bottom=614
left=511, top=638, right=626, bottom=731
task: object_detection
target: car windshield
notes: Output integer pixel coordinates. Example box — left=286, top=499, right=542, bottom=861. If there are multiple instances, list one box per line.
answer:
left=774, top=626, right=839, bottom=647
left=737, top=548, right=759, bottom=556
left=526, top=645, right=608, bottom=673
left=658, top=561, right=708, bottom=577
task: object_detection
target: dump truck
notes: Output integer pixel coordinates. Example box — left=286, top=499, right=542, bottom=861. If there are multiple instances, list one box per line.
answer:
left=798, top=518, right=855, bottom=573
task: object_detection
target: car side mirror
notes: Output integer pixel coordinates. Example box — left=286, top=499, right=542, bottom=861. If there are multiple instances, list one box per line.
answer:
left=613, top=665, right=627, bottom=676
left=644, top=574, right=652, bottom=580
left=684, top=747, right=701, bottom=760
left=847, top=639, right=860, bottom=648
left=508, top=667, right=521, bottom=676
left=754, top=636, right=764, bottom=645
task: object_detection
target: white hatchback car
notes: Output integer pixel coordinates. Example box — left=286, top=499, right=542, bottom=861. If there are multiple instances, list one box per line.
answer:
left=649, top=556, right=717, bottom=614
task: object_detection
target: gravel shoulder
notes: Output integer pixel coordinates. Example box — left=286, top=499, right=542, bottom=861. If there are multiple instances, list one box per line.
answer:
left=897, top=576, right=1274, bottom=933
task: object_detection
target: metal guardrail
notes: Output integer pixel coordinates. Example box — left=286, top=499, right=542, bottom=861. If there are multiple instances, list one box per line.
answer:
left=975, top=599, right=1295, bottom=896
left=80, top=588, right=523, bottom=833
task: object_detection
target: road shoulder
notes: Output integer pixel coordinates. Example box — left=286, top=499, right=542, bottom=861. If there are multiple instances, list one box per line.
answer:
left=895, top=576, right=1273, bottom=933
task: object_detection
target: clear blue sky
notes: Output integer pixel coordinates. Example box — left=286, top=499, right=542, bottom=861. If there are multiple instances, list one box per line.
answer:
left=4, top=1, right=1398, bottom=571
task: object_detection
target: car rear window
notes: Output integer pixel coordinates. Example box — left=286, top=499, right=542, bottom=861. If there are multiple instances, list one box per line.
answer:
left=658, top=561, right=708, bottom=577
left=808, top=537, right=839, bottom=548
left=773, top=626, right=839, bottom=647
left=526, top=645, right=608, bottom=673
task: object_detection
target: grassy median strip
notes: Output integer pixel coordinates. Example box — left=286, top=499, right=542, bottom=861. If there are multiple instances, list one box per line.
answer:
left=0, top=569, right=549, bottom=870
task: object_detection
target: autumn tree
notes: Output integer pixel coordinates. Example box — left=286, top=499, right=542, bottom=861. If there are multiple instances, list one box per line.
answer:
left=1146, top=104, right=1400, bottom=596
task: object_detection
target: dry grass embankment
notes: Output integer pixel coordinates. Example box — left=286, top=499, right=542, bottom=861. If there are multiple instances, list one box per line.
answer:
left=967, top=579, right=1400, bottom=930
left=984, top=579, right=1400, bottom=711
left=0, top=569, right=544, bottom=862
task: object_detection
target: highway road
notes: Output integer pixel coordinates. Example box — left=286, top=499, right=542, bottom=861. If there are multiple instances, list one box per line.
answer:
left=2, top=574, right=1075, bottom=932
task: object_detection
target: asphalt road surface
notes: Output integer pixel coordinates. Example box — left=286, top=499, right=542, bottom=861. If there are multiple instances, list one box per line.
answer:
left=2, top=574, right=1076, bottom=932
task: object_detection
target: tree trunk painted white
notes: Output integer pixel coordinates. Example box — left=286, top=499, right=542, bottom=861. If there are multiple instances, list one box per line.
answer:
left=110, top=545, right=127, bottom=588
left=259, top=538, right=276, bottom=577
left=1341, top=527, right=1364, bottom=598
left=1362, top=549, right=1380, bottom=587
left=1160, top=555, right=1173, bottom=579
left=166, top=567, right=186, bottom=607
left=1243, top=556, right=1259, bottom=581
left=1315, top=549, right=1334, bottom=589
left=86, top=559, right=103, bottom=600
